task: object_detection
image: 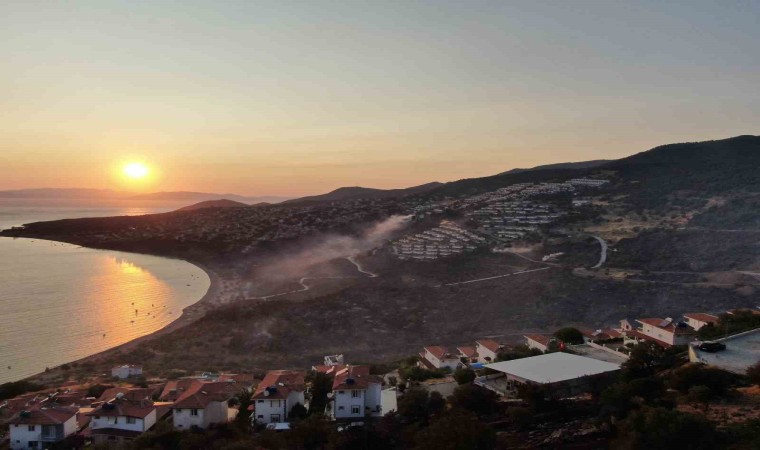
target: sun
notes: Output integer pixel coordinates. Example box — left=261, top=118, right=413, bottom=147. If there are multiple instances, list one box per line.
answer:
left=123, top=162, right=149, bottom=179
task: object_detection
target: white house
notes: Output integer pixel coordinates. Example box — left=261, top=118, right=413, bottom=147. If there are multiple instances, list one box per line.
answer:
left=524, top=334, right=550, bottom=352
left=251, top=370, right=306, bottom=425
left=636, top=318, right=695, bottom=346
left=329, top=365, right=383, bottom=420
left=475, top=339, right=503, bottom=363
left=172, top=380, right=240, bottom=430
left=683, top=313, right=719, bottom=331
left=418, top=346, right=461, bottom=370
left=7, top=407, right=78, bottom=450
left=456, top=346, right=478, bottom=364
left=111, top=364, right=143, bottom=379
left=87, top=388, right=159, bottom=444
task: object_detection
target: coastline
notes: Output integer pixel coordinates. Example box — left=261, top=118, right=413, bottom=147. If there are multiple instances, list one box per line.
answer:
left=0, top=236, right=222, bottom=384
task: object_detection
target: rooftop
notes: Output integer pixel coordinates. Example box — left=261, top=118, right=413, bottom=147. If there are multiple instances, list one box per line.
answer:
left=690, top=328, right=760, bottom=375
left=485, top=352, right=621, bottom=384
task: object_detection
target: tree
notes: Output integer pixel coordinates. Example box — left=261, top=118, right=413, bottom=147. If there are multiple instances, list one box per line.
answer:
left=449, top=384, right=499, bottom=418
left=398, top=388, right=431, bottom=424
left=553, top=327, right=584, bottom=345
left=85, top=384, right=113, bottom=399
left=233, top=389, right=252, bottom=431
left=427, top=391, right=446, bottom=418
left=285, top=414, right=334, bottom=450
left=413, top=409, right=496, bottom=450
left=453, top=368, right=476, bottom=385
left=668, top=364, right=735, bottom=397
left=621, top=341, right=681, bottom=380
left=289, top=402, right=308, bottom=421
left=746, top=360, right=760, bottom=385
left=306, top=371, right=332, bottom=416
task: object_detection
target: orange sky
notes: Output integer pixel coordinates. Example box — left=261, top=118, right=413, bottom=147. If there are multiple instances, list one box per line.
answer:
left=2, top=1, right=758, bottom=197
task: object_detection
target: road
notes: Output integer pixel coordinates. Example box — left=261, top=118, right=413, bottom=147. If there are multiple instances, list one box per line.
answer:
left=346, top=256, right=378, bottom=277
left=438, top=267, right=551, bottom=287
left=590, top=235, right=607, bottom=269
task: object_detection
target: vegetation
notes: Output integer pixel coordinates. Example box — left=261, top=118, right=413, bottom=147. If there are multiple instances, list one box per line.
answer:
left=0, top=380, right=45, bottom=401
left=698, top=311, right=760, bottom=341
left=553, top=327, right=584, bottom=345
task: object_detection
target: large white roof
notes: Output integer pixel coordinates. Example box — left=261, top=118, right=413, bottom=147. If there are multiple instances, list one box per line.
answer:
left=485, top=352, right=621, bottom=384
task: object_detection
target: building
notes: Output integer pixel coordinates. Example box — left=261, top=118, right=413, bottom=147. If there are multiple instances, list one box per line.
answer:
left=419, top=346, right=461, bottom=370
left=171, top=380, right=240, bottom=430
left=7, top=407, right=78, bottom=450
left=636, top=318, right=695, bottom=346
left=689, top=328, right=760, bottom=374
left=456, top=346, right=478, bottom=364
left=476, top=339, right=503, bottom=363
left=251, top=370, right=306, bottom=425
left=87, top=389, right=162, bottom=444
left=111, top=364, right=143, bottom=379
left=323, top=354, right=345, bottom=366
left=683, top=313, right=720, bottom=331
left=329, top=365, right=383, bottom=420
left=481, top=352, right=620, bottom=398
left=524, top=334, right=551, bottom=352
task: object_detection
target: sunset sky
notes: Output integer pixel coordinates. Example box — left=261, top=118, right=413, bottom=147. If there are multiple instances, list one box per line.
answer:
left=1, top=1, right=758, bottom=196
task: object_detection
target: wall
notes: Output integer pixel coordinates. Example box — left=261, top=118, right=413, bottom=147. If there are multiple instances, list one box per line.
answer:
left=173, top=408, right=205, bottom=430
left=254, top=398, right=287, bottom=424
left=333, top=389, right=365, bottom=419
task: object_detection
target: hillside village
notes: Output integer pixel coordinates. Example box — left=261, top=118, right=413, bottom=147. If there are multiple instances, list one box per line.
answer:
left=2, top=305, right=758, bottom=449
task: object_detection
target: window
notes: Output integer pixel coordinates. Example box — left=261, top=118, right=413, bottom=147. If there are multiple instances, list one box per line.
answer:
left=28, top=442, right=39, bottom=448
left=270, top=400, right=280, bottom=408
left=351, top=390, right=361, bottom=398
left=28, top=425, right=35, bottom=431
left=126, top=417, right=136, bottom=424
left=338, top=406, right=344, bottom=410
left=190, top=409, right=199, bottom=416
left=271, top=414, right=281, bottom=423
left=338, top=390, right=345, bottom=394
left=257, top=400, right=264, bottom=403
left=257, top=415, right=263, bottom=419
left=351, top=406, right=360, bottom=414
left=175, top=409, right=181, bottom=413
left=107, top=417, right=117, bottom=425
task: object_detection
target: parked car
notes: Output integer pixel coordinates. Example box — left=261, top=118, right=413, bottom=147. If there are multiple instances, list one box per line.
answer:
left=698, top=341, right=726, bottom=352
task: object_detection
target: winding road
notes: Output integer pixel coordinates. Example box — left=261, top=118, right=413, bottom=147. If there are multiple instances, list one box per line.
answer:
left=590, top=235, right=607, bottom=269
left=346, top=256, right=378, bottom=277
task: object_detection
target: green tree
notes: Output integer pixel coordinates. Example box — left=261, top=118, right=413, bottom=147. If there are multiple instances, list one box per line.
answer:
left=453, top=368, right=476, bottom=385
left=687, top=385, right=712, bottom=411
left=398, top=388, right=431, bottom=424
left=289, top=402, right=308, bottom=421
left=449, top=384, right=499, bottom=418
left=233, top=389, right=252, bottom=431
left=306, top=371, right=332, bottom=416
left=553, top=327, right=584, bottom=345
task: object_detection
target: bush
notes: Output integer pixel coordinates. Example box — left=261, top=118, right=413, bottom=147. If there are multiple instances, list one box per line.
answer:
left=553, top=327, right=584, bottom=345
left=453, top=368, right=476, bottom=385
left=746, top=360, right=760, bottom=385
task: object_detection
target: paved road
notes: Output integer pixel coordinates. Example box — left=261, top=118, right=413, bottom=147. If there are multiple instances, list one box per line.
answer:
left=590, top=235, right=607, bottom=269
left=439, top=267, right=551, bottom=287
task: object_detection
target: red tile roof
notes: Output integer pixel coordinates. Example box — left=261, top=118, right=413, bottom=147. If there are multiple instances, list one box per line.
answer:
left=476, top=339, right=502, bottom=353
left=158, top=379, right=199, bottom=402
left=524, top=334, right=551, bottom=346
left=172, top=381, right=239, bottom=409
left=637, top=318, right=695, bottom=335
left=624, top=329, right=672, bottom=348
left=311, top=365, right=349, bottom=377
left=684, top=313, right=719, bottom=324
left=332, top=365, right=382, bottom=391
left=424, top=346, right=457, bottom=360
left=457, top=346, right=477, bottom=358
left=6, top=406, right=77, bottom=425
left=88, top=388, right=156, bottom=419
left=252, top=370, right=305, bottom=400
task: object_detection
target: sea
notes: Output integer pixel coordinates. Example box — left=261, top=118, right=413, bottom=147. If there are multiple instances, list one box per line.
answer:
left=0, top=200, right=211, bottom=384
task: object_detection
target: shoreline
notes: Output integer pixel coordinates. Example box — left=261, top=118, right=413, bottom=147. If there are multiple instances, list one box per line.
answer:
left=0, top=236, right=223, bottom=384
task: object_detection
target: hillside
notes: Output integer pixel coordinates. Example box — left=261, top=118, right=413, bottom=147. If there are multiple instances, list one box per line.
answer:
left=499, top=159, right=610, bottom=175
left=175, top=199, right=249, bottom=212
left=284, top=182, right=443, bottom=205
left=127, top=191, right=288, bottom=204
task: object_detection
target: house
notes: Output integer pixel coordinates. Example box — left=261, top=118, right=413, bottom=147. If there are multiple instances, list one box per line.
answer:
left=418, top=346, right=461, bottom=370
left=475, top=339, right=503, bottom=363
left=251, top=370, right=306, bottom=425
left=323, top=354, right=345, bottom=366
left=329, top=365, right=383, bottom=420
left=87, top=389, right=165, bottom=444
left=579, top=328, right=622, bottom=343
left=7, top=407, right=78, bottom=450
left=618, top=319, right=636, bottom=332
left=524, top=335, right=551, bottom=352
left=683, top=313, right=720, bottom=331
left=111, top=364, right=143, bottom=379
left=456, top=346, right=478, bottom=363
left=171, top=380, right=240, bottom=430
left=636, top=318, right=695, bottom=346
left=482, top=352, right=621, bottom=398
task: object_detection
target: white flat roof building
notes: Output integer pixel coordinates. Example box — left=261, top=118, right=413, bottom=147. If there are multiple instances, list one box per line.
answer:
left=485, top=352, right=621, bottom=385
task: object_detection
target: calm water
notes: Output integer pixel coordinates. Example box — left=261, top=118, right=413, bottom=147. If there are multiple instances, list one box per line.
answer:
left=0, top=203, right=210, bottom=383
